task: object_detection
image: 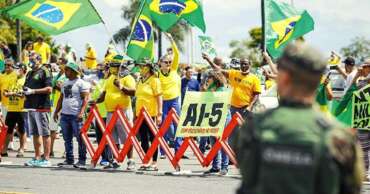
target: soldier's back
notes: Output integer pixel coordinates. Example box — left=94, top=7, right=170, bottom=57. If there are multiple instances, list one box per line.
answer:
left=236, top=103, right=363, bottom=194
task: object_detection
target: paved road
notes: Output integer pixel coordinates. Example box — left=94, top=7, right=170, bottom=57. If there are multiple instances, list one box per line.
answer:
left=0, top=138, right=240, bottom=194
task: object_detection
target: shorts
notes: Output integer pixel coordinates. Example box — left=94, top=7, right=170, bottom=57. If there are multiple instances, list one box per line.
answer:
left=28, top=111, right=51, bottom=136
left=49, top=108, right=60, bottom=132
left=5, top=112, right=25, bottom=135
left=107, top=108, right=133, bottom=145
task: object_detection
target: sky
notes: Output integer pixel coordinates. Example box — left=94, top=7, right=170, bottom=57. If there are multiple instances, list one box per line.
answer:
left=54, top=0, right=370, bottom=63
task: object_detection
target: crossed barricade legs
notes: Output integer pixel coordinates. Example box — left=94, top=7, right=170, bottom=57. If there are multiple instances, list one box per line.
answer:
left=80, top=105, right=243, bottom=170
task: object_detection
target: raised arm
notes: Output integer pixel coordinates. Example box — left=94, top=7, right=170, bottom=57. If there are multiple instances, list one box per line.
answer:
left=202, top=53, right=229, bottom=78
left=165, top=33, right=180, bottom=71
left=263, top=52, right=278, bottom=75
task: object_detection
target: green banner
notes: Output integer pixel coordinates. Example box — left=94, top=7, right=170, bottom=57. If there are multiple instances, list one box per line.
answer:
left=176, top=91, right=231, bottom=137
left=352, top=85, right=370, bottom=129
left=199, top=35, right=217, bottom=58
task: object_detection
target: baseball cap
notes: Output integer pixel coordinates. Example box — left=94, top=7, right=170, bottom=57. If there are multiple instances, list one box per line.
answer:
left=343, top=57, right=356, bottom=66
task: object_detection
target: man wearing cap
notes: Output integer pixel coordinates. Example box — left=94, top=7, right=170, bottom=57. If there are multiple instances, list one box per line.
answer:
left=23, top=54, right=53, bottom=167
left=33, top=36, right=51, bottom=65
left=53, top=62, right=89, bottom=168
left=235, top=43, right=363, bottom=194
left=84, top=43, right=97, bottom=70
left=334, top=56, right=357, bottom=92
left=94, top=55, right=136, bottom=170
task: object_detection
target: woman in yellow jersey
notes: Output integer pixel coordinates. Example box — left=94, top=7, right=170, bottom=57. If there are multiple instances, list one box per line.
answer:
left=1, top=61, right=27, bottom=158
left=157, top=33, right=183, bottom=158
left=134, top=59, right=163, bottom=171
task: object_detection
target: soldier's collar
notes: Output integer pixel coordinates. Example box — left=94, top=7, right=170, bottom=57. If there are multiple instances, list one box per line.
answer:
left=279, top=99, right=312, bottom=108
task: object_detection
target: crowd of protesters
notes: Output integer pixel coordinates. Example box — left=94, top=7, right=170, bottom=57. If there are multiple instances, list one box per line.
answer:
left=0, top=34, right=369, bottom=177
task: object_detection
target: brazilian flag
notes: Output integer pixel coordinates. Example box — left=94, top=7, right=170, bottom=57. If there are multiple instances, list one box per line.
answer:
left=148, top=0, right=206, bottom=32
left=0, top=0, right=102, bottom=35
left=127, top=0, right=154, bottom=61
left=264, top=0, right=314, bottom=58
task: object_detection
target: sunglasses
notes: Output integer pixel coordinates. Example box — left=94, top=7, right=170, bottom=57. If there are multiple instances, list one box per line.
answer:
left=5, top=64, right=12, bottom=67
left=162, top=61, right=171, bottom=65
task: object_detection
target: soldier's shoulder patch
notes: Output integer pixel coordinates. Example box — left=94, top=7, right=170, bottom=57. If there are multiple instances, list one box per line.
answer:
left=326, top=127, right=356, bottom=166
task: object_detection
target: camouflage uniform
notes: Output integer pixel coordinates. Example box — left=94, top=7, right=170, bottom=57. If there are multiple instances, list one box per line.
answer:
left=235, top=43, right=364, bottom=194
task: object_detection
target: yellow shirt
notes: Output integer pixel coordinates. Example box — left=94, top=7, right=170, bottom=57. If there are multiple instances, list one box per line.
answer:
left=158, top=41, right=180, bottom=100
left=228, top=70, right=261, bottom=108
left=0, top=71, right=19, bottom=106
left=5, top=77, right=26, bottom=112
left=104, top=74, right=136, bottom=112
left=136, top=75, right=162, bottom=117
left=85, top=48, right=97, bottom=69
left=33, top=42, right=51, bottom=64
left=104, top=51, right=117, bottom=64
left=265, top=79, right=275, bottom=90
left=159, top=71, right=181, bottom=100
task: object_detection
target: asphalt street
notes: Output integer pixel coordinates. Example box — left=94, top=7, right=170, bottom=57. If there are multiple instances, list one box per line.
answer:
left=0, top=138, right=240, bottom=194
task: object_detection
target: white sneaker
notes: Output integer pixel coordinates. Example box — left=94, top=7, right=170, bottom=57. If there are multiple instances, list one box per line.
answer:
left=8, top=142, right=14, bottom=151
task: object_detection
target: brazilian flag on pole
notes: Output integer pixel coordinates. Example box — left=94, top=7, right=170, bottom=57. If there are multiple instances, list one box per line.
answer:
left=148, top=0, right=206, bottom=32
left=127, top=0, right=155, bottom=61
left=264, top=0, right=314, bottom=58
left=0, top=0, right=102, bottom=35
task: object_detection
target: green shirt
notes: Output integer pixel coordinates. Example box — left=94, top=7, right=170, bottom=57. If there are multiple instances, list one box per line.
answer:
left=235, top=100, right=363, bottom=194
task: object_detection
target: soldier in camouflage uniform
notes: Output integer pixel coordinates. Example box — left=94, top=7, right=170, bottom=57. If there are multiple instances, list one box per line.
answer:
left=235, top=43, right=364, bottom=194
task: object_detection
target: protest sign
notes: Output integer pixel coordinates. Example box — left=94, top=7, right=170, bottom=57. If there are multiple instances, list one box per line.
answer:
left=176, top=91, right=231, bottom=137
left=352, top=85, right=370, bottom=129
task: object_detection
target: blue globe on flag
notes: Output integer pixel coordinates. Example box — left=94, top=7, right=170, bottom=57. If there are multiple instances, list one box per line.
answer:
left=133, top=18, right=152, bottom=43
left=159, top=0, right=185, bottom=15
left=31, top=3, right=64, bottom=24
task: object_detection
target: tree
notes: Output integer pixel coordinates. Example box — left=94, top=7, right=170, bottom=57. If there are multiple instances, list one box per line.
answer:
left=0, top=1, right=51, bottom=44
left=113, top=0, right=189, bottom=52
left=229, top=27, right=263, bottom=67
left=0, top=1, right=52, bottom=59
left=340, top=36, right=370, bottom=62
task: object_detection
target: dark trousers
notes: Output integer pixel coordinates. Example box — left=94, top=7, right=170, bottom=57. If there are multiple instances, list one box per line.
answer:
left=94, top=118, right=114, bottom=163
left=139, top=119, right=158, bottom=162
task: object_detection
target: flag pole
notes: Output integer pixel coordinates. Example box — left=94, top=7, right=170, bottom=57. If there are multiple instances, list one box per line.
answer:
left=87, top=0, right=120, bottom=52
left=15, top=0, right=22, bottom=63
left=261, top=0, right=266, bottom=52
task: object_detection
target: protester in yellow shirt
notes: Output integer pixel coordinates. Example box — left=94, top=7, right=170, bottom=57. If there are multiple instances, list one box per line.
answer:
left=85, top=43, right=97, bottom=69
left=132, top=58, right=163, bottom=171
left=203, top=54, right=261, bottom=116
left=0, top=59, right=18, bottom=108
left=33, top=36, right=51, bottom=64
left=157, top=33, right=184, bottom=158
left=1, top=62, right=27, bottom=158
left=104, top=45, right=117, bottom=65
left=94, top=55, right=136, bottom=170
left=263, top=68, right=276, bottom=90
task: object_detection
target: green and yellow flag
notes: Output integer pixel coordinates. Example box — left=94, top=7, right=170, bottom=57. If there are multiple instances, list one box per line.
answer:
left=148, top=0, right=206, bottom=32
left=1, top=0, right=102, bottom=35
left=264, top=0, right=314, bottom=58
left=127, top=0, right=154, bottom=61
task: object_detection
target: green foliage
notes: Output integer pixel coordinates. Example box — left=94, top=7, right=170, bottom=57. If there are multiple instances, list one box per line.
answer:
left=0, top=1, right=51, bottom=45
left=229, top=27, right=263, bottom=67
left=340, top=36, right=370, bottom=62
